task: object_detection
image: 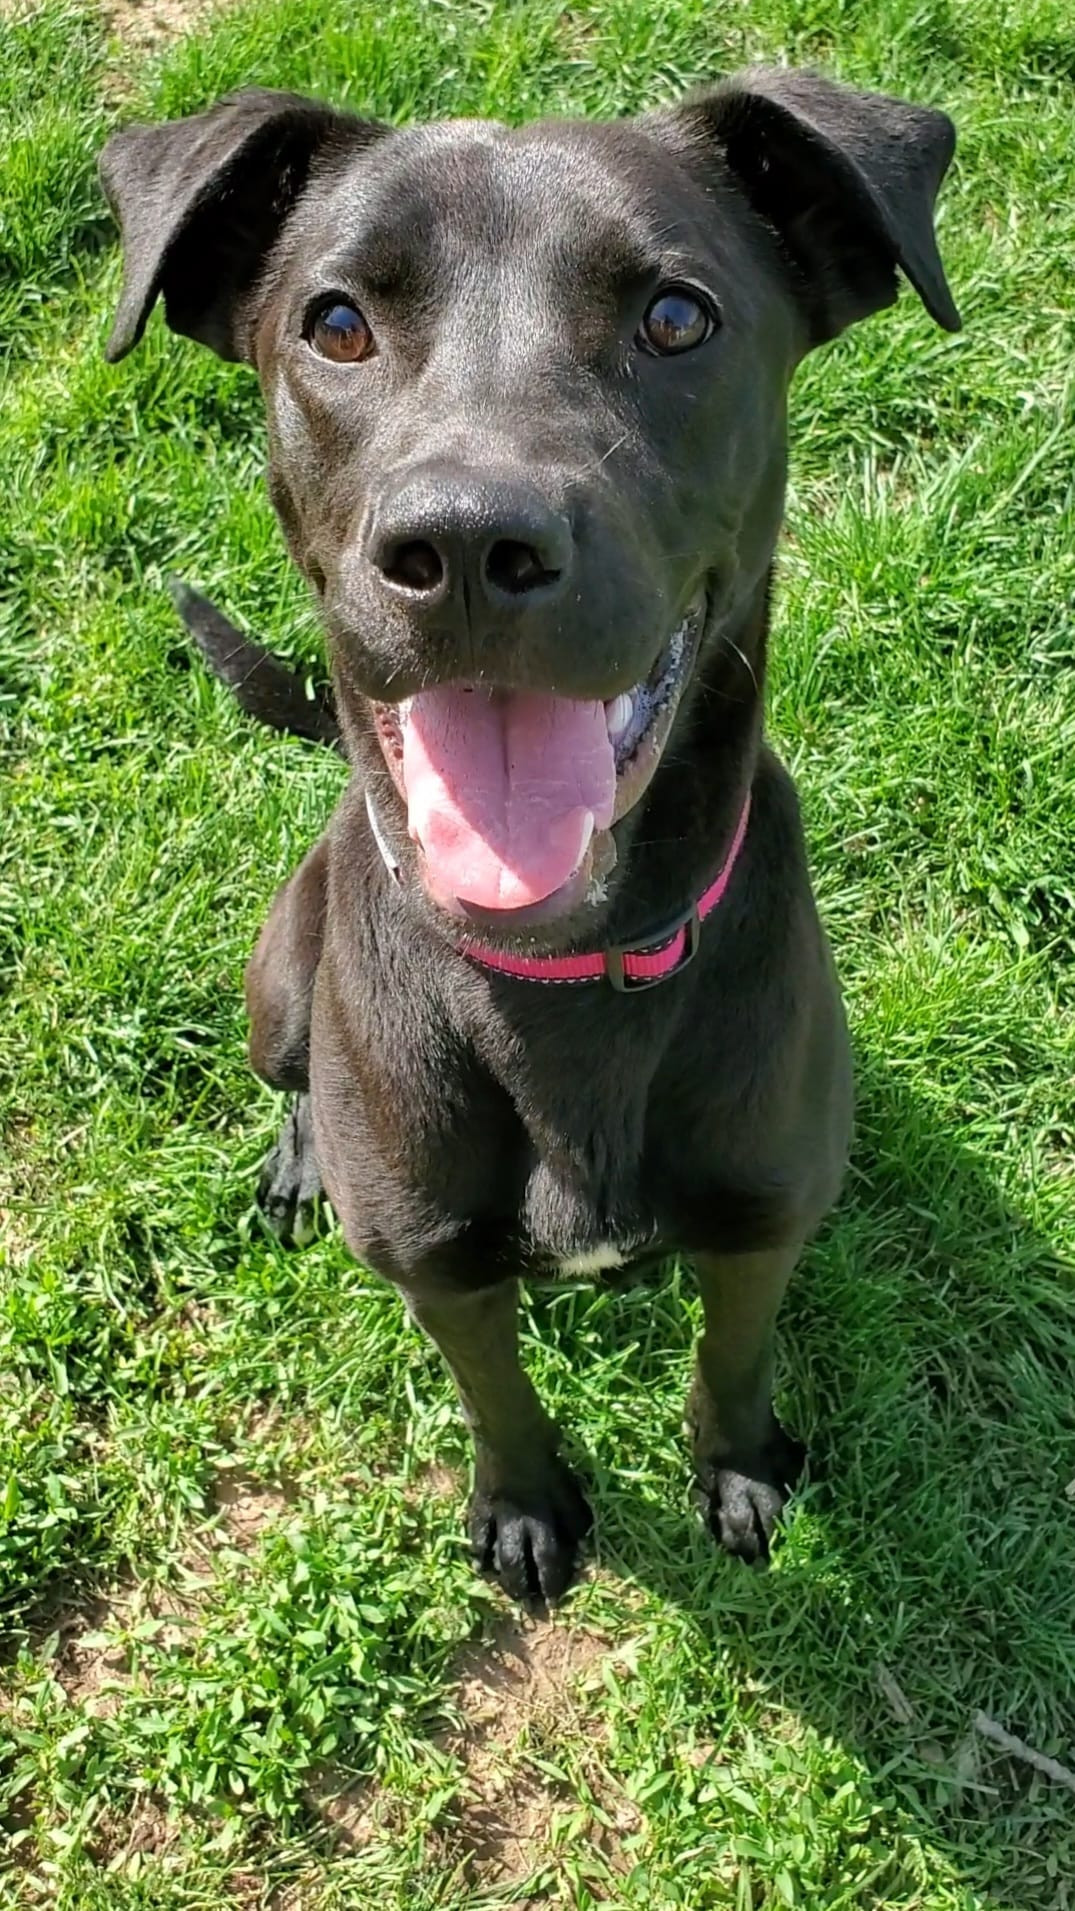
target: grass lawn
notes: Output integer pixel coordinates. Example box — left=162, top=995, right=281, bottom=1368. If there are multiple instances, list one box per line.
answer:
left=2, top=0, right=1074, bottom=1904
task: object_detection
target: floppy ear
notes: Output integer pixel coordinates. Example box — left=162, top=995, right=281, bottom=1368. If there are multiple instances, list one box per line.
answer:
left=657, top=67, right=960, bottom=346
left=98, top=88, right=388, bottom=363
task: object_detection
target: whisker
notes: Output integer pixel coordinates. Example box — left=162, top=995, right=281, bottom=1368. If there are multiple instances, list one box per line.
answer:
left=717, top=634, right=759, bottom=695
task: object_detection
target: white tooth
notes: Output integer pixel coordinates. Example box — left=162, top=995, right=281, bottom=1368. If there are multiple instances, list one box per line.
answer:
left=605, top=692, right=634, bottom=741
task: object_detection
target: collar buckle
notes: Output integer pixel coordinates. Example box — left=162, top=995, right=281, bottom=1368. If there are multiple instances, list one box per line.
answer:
left=603, top=900, right=701, bottom=993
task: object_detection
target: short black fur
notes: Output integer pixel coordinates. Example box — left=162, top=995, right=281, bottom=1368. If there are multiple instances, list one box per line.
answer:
left=100, top=69, right=958, bottom=1603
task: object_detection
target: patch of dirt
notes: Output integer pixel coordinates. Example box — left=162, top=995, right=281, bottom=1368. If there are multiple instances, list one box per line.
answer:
left=211, top=1463, right=295, bottom=1546
left=303, top=1768, right=401, bottom=1853
left=42, top=1568, right=207, bottom=1717
left=105, top=0, right=221, bottom=54
left=229, top=1871, right=274, bottom=1909
left=0, top=1204, right=34, bottom=1270
left=144, top=1579, right=204, bottom=1650
left=443, top=1615, right=629, bottom=1889
left=88, top=1799, right=178, bottom=1871
left=450, top=1615, right=607, bottom=1736
left=402, top=1460, right=463, bottom=1506
left=0, top=1119, right=45, bottom=1266
left=59, top=1637, right=130, bottom=1720
left=207, top=1410, right=301, bottom=1549
left=453, top=1762, right=559, bottom=1893
left=301, top=1615, right=631, bottom=1890
left=421, top=1461, right=462, bottom=1498
left=20, top=1444, right=292, bottom=1724
left=42, top=1593, right=131, bottom=1721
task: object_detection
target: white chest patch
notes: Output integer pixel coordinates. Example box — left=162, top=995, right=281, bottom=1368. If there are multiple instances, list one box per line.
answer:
left=556, top=1244, right=629, bottom=1278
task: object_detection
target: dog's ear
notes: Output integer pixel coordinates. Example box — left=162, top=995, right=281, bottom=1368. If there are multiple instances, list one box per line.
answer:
left=656, top=67, right=960, bottom=345
left=99, top=88, right=388, bottom=363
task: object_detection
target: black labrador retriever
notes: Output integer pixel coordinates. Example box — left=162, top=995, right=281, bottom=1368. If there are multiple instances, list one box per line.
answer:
left=99, top=68, right=959, bottom=1603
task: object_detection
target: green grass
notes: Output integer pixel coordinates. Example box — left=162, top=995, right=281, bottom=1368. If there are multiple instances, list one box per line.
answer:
left=2, top=0, right=1074, bottom=1903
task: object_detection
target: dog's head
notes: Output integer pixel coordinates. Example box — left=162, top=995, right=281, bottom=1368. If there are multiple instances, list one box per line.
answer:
left=100, top=71, right=958, bottom=931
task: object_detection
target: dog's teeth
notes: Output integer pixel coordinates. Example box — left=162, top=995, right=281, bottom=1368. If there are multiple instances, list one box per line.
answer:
left=605, top=693, right=634, bottom=742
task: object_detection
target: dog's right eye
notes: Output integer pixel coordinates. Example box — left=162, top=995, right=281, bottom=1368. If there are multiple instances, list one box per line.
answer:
left=306, top=300, right=375, bottom=364
left=637, top=284, right=719, bottom=356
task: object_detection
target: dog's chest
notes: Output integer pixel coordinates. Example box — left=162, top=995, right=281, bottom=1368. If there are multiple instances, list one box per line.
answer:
left=470, top=996, right=668, bottom=1275
left=517, top=1113, right=657, bottom=1277
left=554, top=1241, right=630, bottom=1277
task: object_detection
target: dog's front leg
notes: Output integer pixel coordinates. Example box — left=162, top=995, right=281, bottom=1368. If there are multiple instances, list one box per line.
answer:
left=254, top=1092, right=322, bottom=1246
left=404, top=1277, right=591, bottom=1604
left=245, top=839, right=328, bottom=1244
left=688, top=1244, right=806, bottom=1564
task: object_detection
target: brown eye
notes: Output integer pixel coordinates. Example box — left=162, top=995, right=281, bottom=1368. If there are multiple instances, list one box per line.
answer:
left=638, top=285, right=718, bottom=356
left=307, top=299, right=374, bottom=364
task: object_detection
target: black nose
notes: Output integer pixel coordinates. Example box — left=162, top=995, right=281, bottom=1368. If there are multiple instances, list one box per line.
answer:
left=368, top=471, right=573, bottom=612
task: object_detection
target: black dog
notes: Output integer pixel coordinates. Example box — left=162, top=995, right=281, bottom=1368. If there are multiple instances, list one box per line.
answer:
left=99, top=68, right=958, bottom=1603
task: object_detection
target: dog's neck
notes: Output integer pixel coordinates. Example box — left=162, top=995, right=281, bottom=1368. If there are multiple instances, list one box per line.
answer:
left=345, top=572, right=771, bottom=959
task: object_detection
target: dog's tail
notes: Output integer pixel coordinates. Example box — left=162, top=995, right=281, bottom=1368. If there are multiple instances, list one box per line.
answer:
left=169, top=580, right=341, bottom=750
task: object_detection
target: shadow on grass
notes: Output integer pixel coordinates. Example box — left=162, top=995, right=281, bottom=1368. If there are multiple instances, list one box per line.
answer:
left=3, top=1043, right=1070, bottom=1905
left=547, top=1046, right=1074, bottom=1910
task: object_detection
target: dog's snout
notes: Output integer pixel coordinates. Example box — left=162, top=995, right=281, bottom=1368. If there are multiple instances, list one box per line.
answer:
left=368, top=471, right=572, bottom=614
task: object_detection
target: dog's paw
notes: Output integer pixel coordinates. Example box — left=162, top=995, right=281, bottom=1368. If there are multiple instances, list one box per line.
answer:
left=696, top=1425, right=805, bottom=1565
left=468, top=1462, right=592, bottom=1606
left=256, top=1096, right=325, bottom=1248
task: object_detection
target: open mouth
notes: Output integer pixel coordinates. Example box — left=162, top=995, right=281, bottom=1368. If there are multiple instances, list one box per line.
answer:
left=372, top=594, right=706, bottom=924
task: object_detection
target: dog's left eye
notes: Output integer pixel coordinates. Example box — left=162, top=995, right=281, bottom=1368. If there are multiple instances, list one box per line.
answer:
left=306, top=299, right=375, bottom=364
left=638, top=286, right=719, bottom=356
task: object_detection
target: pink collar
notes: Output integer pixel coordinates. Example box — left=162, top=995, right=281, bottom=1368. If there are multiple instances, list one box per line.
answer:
left=458, top=791, right=752, bottom=992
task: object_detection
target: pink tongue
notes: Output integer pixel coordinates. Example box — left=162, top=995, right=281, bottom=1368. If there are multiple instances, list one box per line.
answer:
left=400, top=686, right=617, bottom=910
